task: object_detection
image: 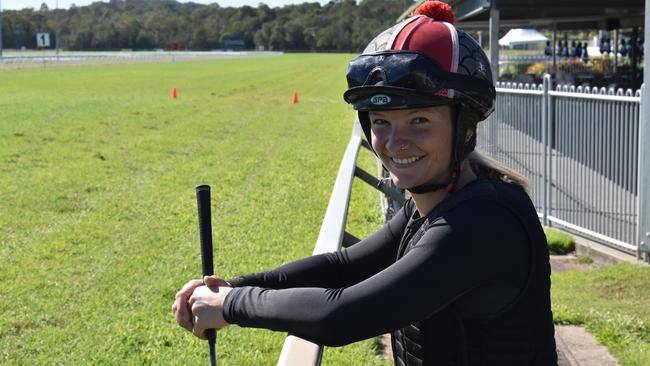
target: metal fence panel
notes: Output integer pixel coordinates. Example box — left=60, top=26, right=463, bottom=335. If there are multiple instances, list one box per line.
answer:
left=477, top=75, right=641, bottom=254
left=478, top=82, right=546, bottom=214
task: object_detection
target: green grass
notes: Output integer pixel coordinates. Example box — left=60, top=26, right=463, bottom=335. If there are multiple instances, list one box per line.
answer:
left=552, top=263, right=650, bottom=365
left=576, top=255, right=594, bottom=264
left=544, top=227, right=575, bottom=254
left=0, top=54, right=389, bottom=365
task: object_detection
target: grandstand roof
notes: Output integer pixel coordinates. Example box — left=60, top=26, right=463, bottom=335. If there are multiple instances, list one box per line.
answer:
left=400, top=0, right=644, bottom=30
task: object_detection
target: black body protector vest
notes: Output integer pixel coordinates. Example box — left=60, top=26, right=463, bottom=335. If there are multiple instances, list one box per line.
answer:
left=391, top=181, right=558, bottom=366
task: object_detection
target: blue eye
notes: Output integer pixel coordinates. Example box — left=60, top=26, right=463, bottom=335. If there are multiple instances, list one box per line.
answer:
left=412, top=117, right=429, bottom=124
left=371, top=119, right=389, bottom=126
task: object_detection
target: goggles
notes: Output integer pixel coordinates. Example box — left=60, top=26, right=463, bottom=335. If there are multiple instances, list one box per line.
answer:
left=343, top=51, right=494, bottom=111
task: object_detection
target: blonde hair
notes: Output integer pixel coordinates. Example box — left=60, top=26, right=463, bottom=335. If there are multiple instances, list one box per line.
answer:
left=468, top=150, right=529, bottom=191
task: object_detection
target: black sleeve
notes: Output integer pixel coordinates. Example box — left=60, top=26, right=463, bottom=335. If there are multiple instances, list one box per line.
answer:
left=227, top=202, right=410, bottom=289
left=222, top=200, right=529, bottom=347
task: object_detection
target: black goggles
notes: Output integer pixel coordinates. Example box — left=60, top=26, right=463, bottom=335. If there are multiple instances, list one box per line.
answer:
left=343, top=51, right=493, bottom=110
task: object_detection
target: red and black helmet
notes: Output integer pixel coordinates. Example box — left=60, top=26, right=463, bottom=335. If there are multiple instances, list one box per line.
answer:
left=343, top=0, right=496, bottom=194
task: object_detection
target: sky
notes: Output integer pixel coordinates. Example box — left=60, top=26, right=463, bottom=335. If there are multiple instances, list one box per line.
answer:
left=1, top=0, right=330, bottom=10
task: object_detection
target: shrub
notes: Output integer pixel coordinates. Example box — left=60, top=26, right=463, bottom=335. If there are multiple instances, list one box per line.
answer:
left=526, top=62, right=547, bottom=77
left=544, top=227, right=575, bottom=254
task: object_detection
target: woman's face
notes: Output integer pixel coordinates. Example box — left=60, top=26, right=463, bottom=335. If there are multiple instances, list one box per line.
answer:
left=369, top=106, right=454, bottom=190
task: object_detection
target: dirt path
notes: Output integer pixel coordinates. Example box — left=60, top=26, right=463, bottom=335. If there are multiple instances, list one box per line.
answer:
left=550, top=254, right=599, bottom=272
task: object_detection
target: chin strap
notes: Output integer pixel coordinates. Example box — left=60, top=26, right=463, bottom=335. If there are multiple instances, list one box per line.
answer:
left=406, top=162, right=460, bottom=194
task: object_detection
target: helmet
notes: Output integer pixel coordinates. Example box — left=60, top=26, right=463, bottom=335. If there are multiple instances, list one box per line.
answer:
left=343, top=0, right=495, bottom=194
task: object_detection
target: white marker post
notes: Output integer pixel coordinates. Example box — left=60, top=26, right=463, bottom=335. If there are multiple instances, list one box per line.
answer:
left=55, top=0, right=59, bottom=58
left=0, top=0, right=3, bottom=57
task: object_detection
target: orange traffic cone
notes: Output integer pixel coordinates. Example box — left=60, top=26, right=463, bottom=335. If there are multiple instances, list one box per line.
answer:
left=172, top=86, right=178, bottom=99
left=292, top=90, right=298, bottom=104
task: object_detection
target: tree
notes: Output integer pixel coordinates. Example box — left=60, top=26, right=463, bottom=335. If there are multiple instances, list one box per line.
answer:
left=0, top=0, right=406, bottom=51
left=284, top=20, right=307, bottom=50
left=269, top=23, right=285, bottom=51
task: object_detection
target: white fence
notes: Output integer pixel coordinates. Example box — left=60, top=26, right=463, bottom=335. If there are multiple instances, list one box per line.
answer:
left=276, top=121, right=364, bottom=366
left=276, top=121, right=405, bottom=365
left=0, top=50, right=283, bottom=68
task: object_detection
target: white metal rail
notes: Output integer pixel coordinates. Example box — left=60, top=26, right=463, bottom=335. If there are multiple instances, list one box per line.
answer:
left=275, top=119, right=405, bottom=365
left=276, top=121, right=363, bottom=366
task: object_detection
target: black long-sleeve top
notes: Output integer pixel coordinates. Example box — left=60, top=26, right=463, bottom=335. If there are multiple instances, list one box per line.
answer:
left=223, top=177, right=556, bottom=364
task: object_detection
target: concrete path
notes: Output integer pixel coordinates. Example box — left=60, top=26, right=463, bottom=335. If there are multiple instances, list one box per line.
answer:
left=550, top=246, right=625, bottom=366
left=556, top=325, right=620, bottom=366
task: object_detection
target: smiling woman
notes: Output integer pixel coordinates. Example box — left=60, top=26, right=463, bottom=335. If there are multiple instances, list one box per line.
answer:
left=369, top=107, right=453, bottom=183
left=173, top=1, right=558, bottom=365
left=368, top=106, right=457, bottom=213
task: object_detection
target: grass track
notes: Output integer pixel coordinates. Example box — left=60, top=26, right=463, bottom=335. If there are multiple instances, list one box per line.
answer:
left=0, top=54, right=389, bottom=365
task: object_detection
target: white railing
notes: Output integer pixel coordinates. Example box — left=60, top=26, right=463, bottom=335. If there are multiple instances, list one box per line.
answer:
left=275, top=119, right=405, bottom=365
left=276, top=120, right=363, bottom=366
left=0, top=50, right=283, bottom=67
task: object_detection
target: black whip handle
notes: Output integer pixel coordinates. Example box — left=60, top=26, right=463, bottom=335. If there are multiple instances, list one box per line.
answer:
left=196, top=185, right=214, bottom=277
left=196, top=184, right=216, bottom=366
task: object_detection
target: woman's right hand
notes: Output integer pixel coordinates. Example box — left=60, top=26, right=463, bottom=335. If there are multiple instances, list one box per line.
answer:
left=172, top=275, right=231, bottom=333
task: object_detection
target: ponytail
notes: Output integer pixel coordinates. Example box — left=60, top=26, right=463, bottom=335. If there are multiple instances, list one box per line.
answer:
left=468, top=150, right=529, bottom=191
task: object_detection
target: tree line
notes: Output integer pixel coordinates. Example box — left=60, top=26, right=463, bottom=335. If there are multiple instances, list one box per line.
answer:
left=0, top=0, right=408, bottom=51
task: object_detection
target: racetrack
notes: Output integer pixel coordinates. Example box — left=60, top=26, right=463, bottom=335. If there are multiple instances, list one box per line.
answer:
left=0, top=53, right=388, bottom=365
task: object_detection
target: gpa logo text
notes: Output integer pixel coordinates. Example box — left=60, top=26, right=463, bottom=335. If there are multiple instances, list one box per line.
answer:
left=370, top=94, right=391, bottom=105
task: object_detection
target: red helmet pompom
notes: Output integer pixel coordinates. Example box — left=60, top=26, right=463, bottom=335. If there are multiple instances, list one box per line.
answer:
left=414, top=0, right=456, bottom=24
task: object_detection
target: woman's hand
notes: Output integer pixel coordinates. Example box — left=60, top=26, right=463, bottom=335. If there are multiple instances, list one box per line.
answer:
left=189, top=281, right=233, bottom=339
left=172, top=275, right=232, bottom=339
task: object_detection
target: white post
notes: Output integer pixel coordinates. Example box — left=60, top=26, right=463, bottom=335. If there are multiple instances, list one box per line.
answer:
left=638, top=0, right=650, bottom=260
left=489, top=1, right=499, bottom=81
left=542, top=74, right=552, bottom=225
left=55, top=0, right=60, bottom=58
left=552, top=24, right=557, bottom=75
left=0, top=0, right=3, bottom=57
left=614, top=29, right=618, bottom=73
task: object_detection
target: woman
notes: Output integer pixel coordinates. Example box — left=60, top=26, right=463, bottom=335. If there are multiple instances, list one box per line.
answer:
left=173, top=1, right=558, bottom=364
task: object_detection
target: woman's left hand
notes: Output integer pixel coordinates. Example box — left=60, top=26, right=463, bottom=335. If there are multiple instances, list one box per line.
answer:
left=188, top=280, right=233, bottom=339
left=172, top=275, right=233, bottom=340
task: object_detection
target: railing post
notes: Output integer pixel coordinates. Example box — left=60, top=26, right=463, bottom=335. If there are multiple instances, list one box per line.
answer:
left=489, top=84, right=498, bottom=158
left=542, top=73, right=551, bottom=226
left=489, top=1, right=500, bottom=81
left=640, top=2, right=650, bottom=261
left=277, top=337, right=323, bottom=366
left=639, top=83, right=650, bottom=261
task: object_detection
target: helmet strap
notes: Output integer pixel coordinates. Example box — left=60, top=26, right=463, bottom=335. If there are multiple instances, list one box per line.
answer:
left=406, top=162, right=460, bottom=194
